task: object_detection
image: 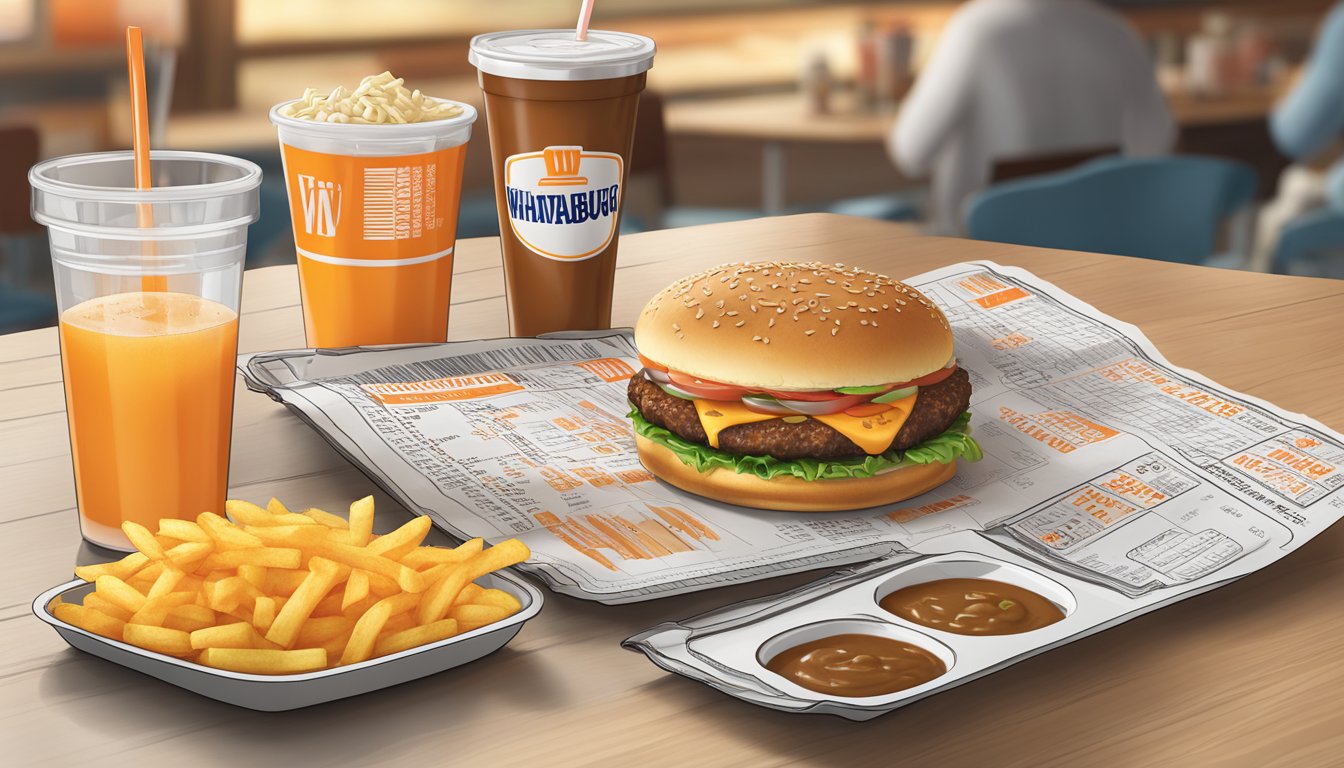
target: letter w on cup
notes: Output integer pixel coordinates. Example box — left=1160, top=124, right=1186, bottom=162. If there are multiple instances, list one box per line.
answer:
left=539, top=146, right=588, bottom=187
left=297, top=174, right=343, bottom=236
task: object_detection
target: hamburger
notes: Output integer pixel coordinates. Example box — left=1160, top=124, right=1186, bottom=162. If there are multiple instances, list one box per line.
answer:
left=628, top=262, right=981, bottom=512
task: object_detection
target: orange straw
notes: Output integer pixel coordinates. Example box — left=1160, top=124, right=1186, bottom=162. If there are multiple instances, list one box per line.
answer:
left=575, top=0, right=595, bottom=41
left=126, top=26, right=165, bottom=292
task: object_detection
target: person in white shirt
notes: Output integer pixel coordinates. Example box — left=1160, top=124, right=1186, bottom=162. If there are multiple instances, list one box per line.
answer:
left=889, top=0, right=1176, bottom=235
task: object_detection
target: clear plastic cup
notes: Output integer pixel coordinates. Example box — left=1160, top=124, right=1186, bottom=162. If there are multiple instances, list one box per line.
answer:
left=29, top=150, right=262, bottom=551
left=269, top=101, right=477, bottom=348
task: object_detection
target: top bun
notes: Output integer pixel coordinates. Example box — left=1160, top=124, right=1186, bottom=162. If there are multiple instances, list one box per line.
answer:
left=634, top=262, right=954, bottom=391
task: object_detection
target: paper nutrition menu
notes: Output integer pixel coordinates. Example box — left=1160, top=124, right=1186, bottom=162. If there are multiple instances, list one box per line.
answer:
left=240, top=261, right=1344, bottom=607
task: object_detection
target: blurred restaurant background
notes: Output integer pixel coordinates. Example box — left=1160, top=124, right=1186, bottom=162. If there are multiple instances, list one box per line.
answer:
left=3, top=0, right=1344, bottom=333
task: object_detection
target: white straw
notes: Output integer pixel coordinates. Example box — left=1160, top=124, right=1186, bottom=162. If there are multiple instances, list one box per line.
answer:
left=575, top=0, right=595, bottom=41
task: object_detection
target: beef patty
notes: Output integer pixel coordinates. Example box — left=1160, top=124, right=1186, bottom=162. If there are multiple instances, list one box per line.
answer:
left=628, top=367, right=972, bottom=460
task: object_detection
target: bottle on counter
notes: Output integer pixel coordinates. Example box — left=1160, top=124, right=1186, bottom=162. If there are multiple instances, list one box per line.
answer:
left=875, top=22, right=914, bottom=107
left=801, top=49, right=833, bottom=115
left=1186, top=12, right=1237, bottom=97
left=855, top=18, right=878, bottom=111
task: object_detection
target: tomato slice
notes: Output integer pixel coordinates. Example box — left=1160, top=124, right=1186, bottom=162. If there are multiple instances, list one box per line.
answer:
left=665, top=369, right=751, bottom=400
left=638, top=354, right=669, bottom=372
left=890, top=364, right=958, bottom=390
left=656, top=363, right=959, bottom=404
left=758, top=388, right=847, bottom=402
left=843, top=402, right=895, bottom=417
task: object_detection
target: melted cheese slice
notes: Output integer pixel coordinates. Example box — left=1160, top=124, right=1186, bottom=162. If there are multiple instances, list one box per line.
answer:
left=813, top=393, right=918, bottom=455
left=691, top=392, right=919, bottom=455
left=693, top=399, right=781, bottom=448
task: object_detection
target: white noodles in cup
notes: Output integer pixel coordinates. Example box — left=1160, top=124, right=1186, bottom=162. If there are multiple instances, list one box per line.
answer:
left=279, top=71, right=464, bottom=125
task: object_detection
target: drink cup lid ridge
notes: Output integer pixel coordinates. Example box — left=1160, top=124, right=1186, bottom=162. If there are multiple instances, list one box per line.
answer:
left=469, top=29, right=656, bottom=82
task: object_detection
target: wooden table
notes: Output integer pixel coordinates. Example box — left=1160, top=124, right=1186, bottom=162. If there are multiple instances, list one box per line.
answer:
left=666, top=87, right=1290, bottom=216
left=5, top=214, right=1344, bottom=766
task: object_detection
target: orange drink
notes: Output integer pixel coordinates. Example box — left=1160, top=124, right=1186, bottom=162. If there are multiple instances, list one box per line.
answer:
left=30, top=150, right=260, bottom=551
left=59, top=292, right=239, bottom=545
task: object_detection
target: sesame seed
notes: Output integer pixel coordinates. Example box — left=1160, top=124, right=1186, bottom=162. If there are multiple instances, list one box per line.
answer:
left=805, top=329, right=816, bottom=336
left=735, top=320, right=745, bottom=327
left=861, top=319, right=869, bottom=326
left=695, top=307, right=704, bottom=320
left=712, top=320, right=720, bottom=328
left=750, top=305, right=758, bottom=313
left=726, top=310, right=739, bottom=317
left=753, top=335, right=761, bottom=341
left=872, top=320, right=879, bottom=327
left=672, top=323, right=680, bottom=331
left=768, top=317, right=776, bottom=327
left=831, top=327, right=838, bottom=336
left=763, top=337, right=770, bottom=344
left=816, top=293, right=831, bottom=298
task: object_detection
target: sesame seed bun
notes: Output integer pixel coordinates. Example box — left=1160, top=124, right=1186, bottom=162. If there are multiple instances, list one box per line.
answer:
left=634, top=435, right=957, bottom=512
left=634, top=262, right=954, bottom=390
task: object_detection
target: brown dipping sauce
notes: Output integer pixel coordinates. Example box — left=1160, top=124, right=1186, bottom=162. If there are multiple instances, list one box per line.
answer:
left=880, top=577, right=1065, bottom=636
left=764, top=633, right=946, bottom=697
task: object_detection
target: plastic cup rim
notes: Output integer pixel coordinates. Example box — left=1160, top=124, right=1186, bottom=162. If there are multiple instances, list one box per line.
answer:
left=28, top=150, right=263, bottom=204
left=37, top=214, right=259, bottom=241
left=268, top=97, right=478, bottom=139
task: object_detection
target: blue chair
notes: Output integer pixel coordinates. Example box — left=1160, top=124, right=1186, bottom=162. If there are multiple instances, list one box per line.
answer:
left=0, top=283, right=57, bottom=333
left=1272, top=207, right=1344, bottom=278
left=966, top=155, right=1258, bottom=265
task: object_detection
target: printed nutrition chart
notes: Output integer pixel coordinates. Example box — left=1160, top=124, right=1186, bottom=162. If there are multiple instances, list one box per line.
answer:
left=243, top=262, right=1344, bottom=604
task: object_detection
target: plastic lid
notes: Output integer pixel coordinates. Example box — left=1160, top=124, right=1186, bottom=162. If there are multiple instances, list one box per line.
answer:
left=29, top=150, right=261, bottom=238
left=469, top=29, right=656, bottom=82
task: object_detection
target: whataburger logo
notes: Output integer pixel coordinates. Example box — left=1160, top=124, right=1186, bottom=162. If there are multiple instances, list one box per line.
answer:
left=504, top=146, right=622, bottom=261
left=297, top=174, right=342, bottom=237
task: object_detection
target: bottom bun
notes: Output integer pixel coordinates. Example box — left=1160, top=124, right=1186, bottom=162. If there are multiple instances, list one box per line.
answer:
left=634, top=435, right=958, bottom=513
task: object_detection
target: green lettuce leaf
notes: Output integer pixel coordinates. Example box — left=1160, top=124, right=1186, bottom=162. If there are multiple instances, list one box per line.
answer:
left=629, top=408, right=982, bottom=482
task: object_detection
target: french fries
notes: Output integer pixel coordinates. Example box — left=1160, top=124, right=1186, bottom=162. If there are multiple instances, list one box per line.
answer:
left=55, top=496, right=530, bottom=674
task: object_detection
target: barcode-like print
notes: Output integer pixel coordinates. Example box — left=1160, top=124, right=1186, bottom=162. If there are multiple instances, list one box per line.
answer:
left=335, top=341, right=612, bottom=385
left=363, top=168, right=399, bottom=240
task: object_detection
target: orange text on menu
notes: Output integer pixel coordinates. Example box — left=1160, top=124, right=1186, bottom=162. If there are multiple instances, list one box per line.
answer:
left=60, top=292, right=238, bottom=533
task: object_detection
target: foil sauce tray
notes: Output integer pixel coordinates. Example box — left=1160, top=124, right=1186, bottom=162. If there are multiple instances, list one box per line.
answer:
left=624, top=533, right=1188, bottom=721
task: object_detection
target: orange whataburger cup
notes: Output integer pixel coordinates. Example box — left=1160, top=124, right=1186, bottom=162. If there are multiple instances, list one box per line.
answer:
left=29, top=151, right=261, bottom=551
left=270, top=101, right=477, bottom=347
